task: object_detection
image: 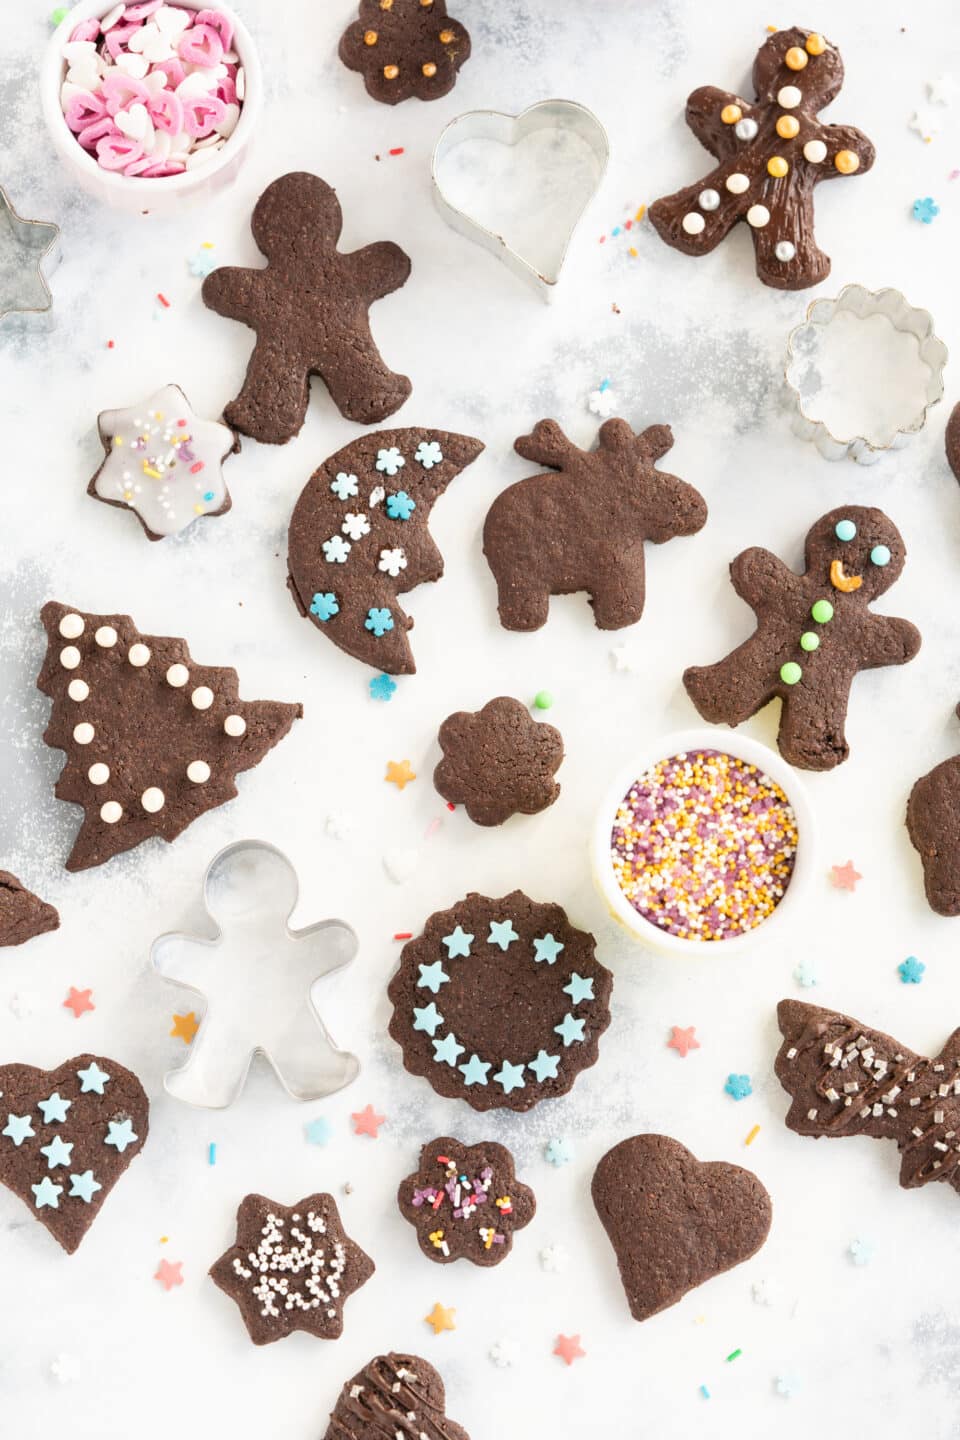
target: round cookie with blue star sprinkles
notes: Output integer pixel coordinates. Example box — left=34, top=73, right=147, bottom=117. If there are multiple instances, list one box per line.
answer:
left=0, top=1053, right=148, bottom=1253
left=387, top=890, right=612, bottom=1112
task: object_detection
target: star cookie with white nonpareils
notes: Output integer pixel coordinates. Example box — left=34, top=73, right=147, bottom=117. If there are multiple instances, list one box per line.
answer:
left=88, top=384, right=239, bottom=541
left=209, top=1192, right=374, bottom=1345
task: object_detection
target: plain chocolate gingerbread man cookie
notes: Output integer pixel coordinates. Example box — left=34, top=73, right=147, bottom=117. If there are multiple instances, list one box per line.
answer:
left=339, top=0, right=471, bottom=105
left=649, top=27, right=875, bottom=290
left=203, top=173, right=412, bottom=444
left=683, top=507, right=920, bottom=771
left=433, top=696, right=563, bottom=825
left=483, top=419, right=707, bottom=632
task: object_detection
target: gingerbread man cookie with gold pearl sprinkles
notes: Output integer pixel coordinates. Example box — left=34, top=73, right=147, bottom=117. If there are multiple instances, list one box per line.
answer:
left=649, top=27, right=875, bottom=290
left=339, top=0, right=471, bottom=105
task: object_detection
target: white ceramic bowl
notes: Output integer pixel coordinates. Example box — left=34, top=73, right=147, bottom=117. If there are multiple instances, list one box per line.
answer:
left=40, top=0, right=262, bottom=217
left=591, top=728, right=816, bottom=958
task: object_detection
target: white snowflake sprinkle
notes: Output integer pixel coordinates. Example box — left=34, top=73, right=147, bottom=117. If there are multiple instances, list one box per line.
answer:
left=330, top=472, right=359, bottom=500
left=376, top=447, right=405, bottom=477
left=415, top=440, right=443, bottom=469
left=378, top=547, right=407, bottom=577
left=341, top=512, right=371, bottom=541
left=539, top=1243, right=569, bottom=1274
left=322, top=535, right=351, bottom=563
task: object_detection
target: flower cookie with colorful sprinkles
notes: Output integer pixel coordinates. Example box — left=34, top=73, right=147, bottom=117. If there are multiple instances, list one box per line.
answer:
left=288, top=427, right=484, bottom=674
left=649, top=27, right=876, bottom=289
left=387, top=890, right=612, bottom=1113
left=398, top=1137, right=536, bottom=1266
left=339, top=0, right=471, bottom=105
left=683, top=508, right=921, bottom=771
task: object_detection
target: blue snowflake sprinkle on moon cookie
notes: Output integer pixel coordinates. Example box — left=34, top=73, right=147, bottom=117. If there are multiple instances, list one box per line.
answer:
left=387, top=890, right=613, bottom=1113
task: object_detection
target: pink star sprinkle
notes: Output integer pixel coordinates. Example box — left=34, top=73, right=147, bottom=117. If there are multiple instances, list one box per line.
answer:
left=63, top=987, right=95, bottom=1018
left=351, top=1104, right=386, bottom=1138
left=830, top=861, right=862, bottom=893
left=154, top=1259, right=184, bottom=1292
left=667, top=1025, right=700, bottom=1058
left=553, top=1334, right=586, bottom=1366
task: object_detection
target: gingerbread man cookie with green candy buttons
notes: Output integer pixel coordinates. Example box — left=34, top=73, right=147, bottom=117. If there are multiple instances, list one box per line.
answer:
left=649, top=27, right=875, bottom=290
left=387, top=890, right=612, bottom=1113
left=683, top=508, right=920, bottom=772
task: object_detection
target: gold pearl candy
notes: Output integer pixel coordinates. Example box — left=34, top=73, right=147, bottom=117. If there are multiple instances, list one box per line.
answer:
left=439, top=28, right=454, bottom=43
left=805, top=32, right=826, bottom=55
left=785, top=46, right=808, bottom=70
left=834, top=149, right=859, bottom=174
left=776, top=114, right=800, bottom=139
left=767, top=155, right=789, bottom=178
left=721, top=104, right=742, bottom=124
left=422, top=61, right=437, bottom=76
left=383, top=63, right=399, bottom=79
left=363, top=28, right=377, bottom=44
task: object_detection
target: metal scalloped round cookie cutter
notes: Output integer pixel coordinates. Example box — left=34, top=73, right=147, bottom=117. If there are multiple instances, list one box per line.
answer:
left=151, top=840, right=360, bottom=1108
left=0, top=185, right=61, bottom=326
left=785, top=284, right=948, bottom=464
left=431, top=99, right=610, bottom=301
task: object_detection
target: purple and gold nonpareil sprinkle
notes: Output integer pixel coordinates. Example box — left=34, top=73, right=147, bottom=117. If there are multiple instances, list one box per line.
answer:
left=610, top=750, right=798, bottom=941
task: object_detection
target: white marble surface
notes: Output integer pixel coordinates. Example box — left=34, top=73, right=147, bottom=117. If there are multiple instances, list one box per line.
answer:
left=4, top=0, right=960, bottom=1434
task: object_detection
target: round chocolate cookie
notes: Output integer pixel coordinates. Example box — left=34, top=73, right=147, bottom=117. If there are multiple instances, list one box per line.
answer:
left=398, top=1136, right=535, bottom=1266
left=387, top=890, right=612, bottom=1113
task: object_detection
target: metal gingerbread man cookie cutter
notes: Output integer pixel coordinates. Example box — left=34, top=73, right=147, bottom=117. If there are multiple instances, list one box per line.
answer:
left=151, top=840, right=360, bottom=1108
left=431, top=98, right=610, bottom=300
left=0, top=185, right=61, bottom=326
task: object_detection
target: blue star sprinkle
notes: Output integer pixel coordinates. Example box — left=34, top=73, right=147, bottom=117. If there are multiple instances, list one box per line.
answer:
left=68, top=1170, right=102, bottom=1204
left=310, top=592, right=340, bottom=622
left=442, top=925, right=474, bottom=958
left=432, top=1033, right=466, bottom=1067
left=413, top=1002, right=444, bottom=1036
left=487, top=919, right=519, bottom=951
left=528, top=1049, right=560, bottom=1083
left=494, top=1061, right=526, bottom=1094
left=533, top=933, right=565, bottom=965
left=898, top=955, right=925, bottom=984
left=39, top=1135, right=73, bottom=1170
left=724, top=1073, right=753, bottom=1101
left=365, top=606, right=394, bottom=637
left=32, top=1177, right=63, bottom=1210
left=417, top=961, right=450, bottom=994
left=563, top=973, right=594, bottom=1004
left=2, top=1114, right=35, bottom=1147
left=305, top=1118, right=331, bottom=1146
left=37, top=1093, right=72, bottom=1124
left=77, top=1062, right=110, bottom=1094
left=369, top=673, right=397, bottom=702
left=459, top=1054, right=491, bottom=1086
left=104, top=1119, right=138, bottom=1153
left=545, top=1137, right=574, bottom=1167
left=554, top=1013, right=586, bottom=1047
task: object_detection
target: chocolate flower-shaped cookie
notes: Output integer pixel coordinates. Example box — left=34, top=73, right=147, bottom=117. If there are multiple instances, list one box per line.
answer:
left=398, top=1137, right=536, bottom=1266
left=339, top=0, right=471, bottom=105
left=434, top=696, right=563, bottom=825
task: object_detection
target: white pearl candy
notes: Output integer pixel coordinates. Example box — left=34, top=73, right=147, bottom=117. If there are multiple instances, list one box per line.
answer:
left=726, top=173, right=750, bottom=195
left=682, top=211, right=706, bottom=235
left=698, top=188, right=720, bottom=211
left=191, top=686, right=214, bottom=710
left=734, top=117, right=758, bottom=141
left=777, top=86, right=802, bottom=109
left=187, top=760, right=211, bottom=784
left=68, top=679, right=89, bottom=701
left=100, top=801, right=123, bottom=824
left=746, top=204, right=771, bottom=228
left=73, top=722, right=95, bottom=745
left=59, top=647, right=81, bottom=670
left=775, top=240, right=797, bottom=262
left=88, top=763, right=110, bottom=786
left=803, top=139, right=827, bottom=164
left=166, top=663, right=189, bottom=687
left=128, top=644, right=151, bottom=667
left=59, top=613, right=84, bottom=639
left=141, top=787, right=165, bottom=813
left=95, top=626, right=118, bottom=648
left=223, top=714, right=246, bottom=737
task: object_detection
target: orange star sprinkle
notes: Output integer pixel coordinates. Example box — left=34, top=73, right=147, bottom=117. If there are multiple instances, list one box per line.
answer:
left=830, top=860, right=862, bottom=892
left=170, top=1012, right=200, bottom=1044
left=553, top=1333, right=586, bottom=1366
left=385, top=759, right=416, bottom=789
left=667, top=1025, right=700, bottom=1058
left=63, top=987, right=95, bottom=1019
left=424, top=1302, right=456, bottom=1335
left=154, top=1259, right=184, bottom=1291
left=351, top=1103, right=385, bottom=1138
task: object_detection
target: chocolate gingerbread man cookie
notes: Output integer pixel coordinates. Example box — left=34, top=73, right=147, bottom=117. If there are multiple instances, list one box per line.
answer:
left=683, top=507, right=921, bottom=771
left=398, top=1137, right=535, bottom=1266
left=593, top=1135, right=771, bottom=1321
left=203, top=173, right=412, bottom=444
left=0, top=871, right=58, bottom=948
left=776, top=998, right=960, bottom=1201
left=483, top=419, right=706, bottom=633
left=433, top=696, right=563, bottom=825
left=649, top=28, right=875, bottom=290
left=906, top=708, right=960, bottom=917
left=323, top=1353, right=471, bottom=1440
left=339, top=0, right=471, bottom=105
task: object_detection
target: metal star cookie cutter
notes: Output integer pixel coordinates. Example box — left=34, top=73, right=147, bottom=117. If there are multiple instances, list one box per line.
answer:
left=785, top=284, right=948, bottom=464
left=0, top=185, right=60, bottom=325
left=431, top=99, right=610, bottom=301
left=151, top=840, right=360, bottom=1108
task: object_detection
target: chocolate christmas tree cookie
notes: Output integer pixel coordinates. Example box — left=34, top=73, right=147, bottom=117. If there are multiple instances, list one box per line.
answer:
left=38, top=602, right=301, bottom=871
left=398, top=1137, right=535, bottom=1266
left=323, top=1353, right=471, bottom=1440
left=483, top=419, right=706, bottom=632
left=683, top=507, right=921, bottom=771
left=0, top=1054, right=148, bottom=1253
left=288, top=428, right=484, bottom=674
left=203, top=173, right=412, bottom=443
left=0, top=871, right=59, bottom=947
left=87, top=384, right=238, bottom=541
left=592, top=1134, right=771, bottom=1321
left=907, top=710, right=960, bottom=916
left=209, top=1191, right=374, bottom=1345
left=433, top=696, right=563, bottom=825
left=339, top=0, right=471, bottom=105
left=776, top=998, right=960, bottom=1199
left=649, top=27, right=875, bottom=289
left=387, top=890, right=612, bottom=1113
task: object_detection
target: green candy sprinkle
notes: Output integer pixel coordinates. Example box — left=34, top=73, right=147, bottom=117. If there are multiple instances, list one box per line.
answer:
left=50, top=5, right=68, bottom=21
left=811, top=599, right=834, bottom=624
left=799, top=631, right=820, bottom=652
left=780, top=661, right=802, bottom=685
left=533, top=690, right=554, bottom=710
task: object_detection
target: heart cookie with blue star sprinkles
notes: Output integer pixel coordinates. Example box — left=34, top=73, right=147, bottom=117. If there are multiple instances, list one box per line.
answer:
left=0, top=1054, right=149, bottom=1253
left=387, top=890, right=613, bottom=1112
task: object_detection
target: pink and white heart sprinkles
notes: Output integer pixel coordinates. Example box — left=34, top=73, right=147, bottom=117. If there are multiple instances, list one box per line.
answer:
left=59, top=4, right=243, bottom=179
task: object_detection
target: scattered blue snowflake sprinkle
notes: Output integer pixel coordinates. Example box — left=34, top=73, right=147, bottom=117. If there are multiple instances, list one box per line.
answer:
left=376, top=447, right=405, bottom=476
left=898, top=955, right=925, bottom=984
left=310, top=592, right=339, bottom=622
left=386, top=490, right=416, bottom=520
left=188, top=249, right=217, bottom=278
left=775, top=1375, right=801, bottom=1399
left=848, top=1237, right=875, bottom=1266
left=330, top=471, right=359, bottom=500
left=724, top=1073, right=753, bottom=1101
left=793, top=959, right=818, bottom=988
left=545, top=1137, right=574, bottom=1167
left=912, top=196, right=940, bottom=224
left=365, top=607, right=394, bottom=637
left=415, top=440, right=443, bottom=469
left=369, top=673, right=397, bottom=702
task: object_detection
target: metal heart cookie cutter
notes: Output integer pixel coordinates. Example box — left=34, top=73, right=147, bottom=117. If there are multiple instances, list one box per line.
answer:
left=431, top=99, right=610, bottom=300
left=151, top=840, right=360, bottom=1108
left=785, top=284, right=948, bottom=464
left=0, top=185, right=60, bottom=326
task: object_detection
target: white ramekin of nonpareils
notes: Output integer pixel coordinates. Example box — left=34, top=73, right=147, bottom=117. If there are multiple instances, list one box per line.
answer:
left=40, top=1, right=262, bottom=217
left=591, top=728, right=816, bottom=959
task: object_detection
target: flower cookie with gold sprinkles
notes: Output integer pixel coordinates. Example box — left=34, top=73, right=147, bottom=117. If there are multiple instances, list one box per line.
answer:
left=398, top=1137, right=536, bottom=1266
left=339, top=0, right=471, bottom=105
left=649, top=27, right=875, bottom=289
